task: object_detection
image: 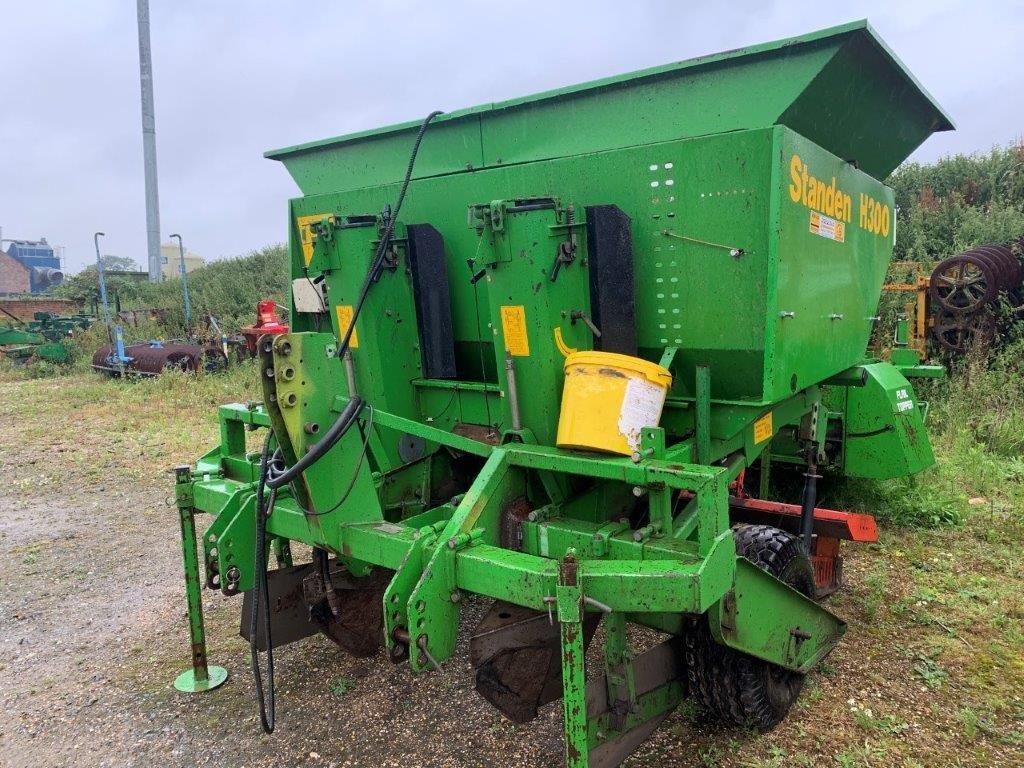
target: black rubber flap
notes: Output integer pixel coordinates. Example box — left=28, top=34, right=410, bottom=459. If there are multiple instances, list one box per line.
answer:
left=407, top=223, right=457, bottom=378
left=585, top=205, right=636, bottom=355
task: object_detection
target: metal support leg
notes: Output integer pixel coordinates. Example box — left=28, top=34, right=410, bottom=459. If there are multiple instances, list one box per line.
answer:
left=649, top=487, right=674, bottom=537
left=173, top=466, right=228, bottom=693
left=558, top=551, right=589, bottom=768
left=602, top=612, right=635, bottom=711
left=799, top=403, right=824, bottom=552
left=695, top=365, right=711, bottom=465
left=588, top=601, right=686, bottom=768
left=272, top=536, right=293, bottom=568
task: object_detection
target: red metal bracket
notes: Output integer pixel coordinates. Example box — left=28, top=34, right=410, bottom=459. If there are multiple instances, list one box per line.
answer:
left=728, top=496, right=878, bottom=542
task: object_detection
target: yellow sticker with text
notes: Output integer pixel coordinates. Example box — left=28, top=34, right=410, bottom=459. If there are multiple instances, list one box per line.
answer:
left=500, top=305, right=530, bottom=357
left=297, top=214, right=326, bottom=266
left=335, top=305, right=359, bottom=348
left=753, top=412, right=773, bottom=444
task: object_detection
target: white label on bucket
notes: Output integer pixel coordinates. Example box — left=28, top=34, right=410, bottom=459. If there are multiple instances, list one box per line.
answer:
left=618, top=377, right=666, bottom=450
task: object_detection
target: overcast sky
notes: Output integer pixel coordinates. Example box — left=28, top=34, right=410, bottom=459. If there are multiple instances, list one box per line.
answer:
left=1, top=0, right=1021, bottom=273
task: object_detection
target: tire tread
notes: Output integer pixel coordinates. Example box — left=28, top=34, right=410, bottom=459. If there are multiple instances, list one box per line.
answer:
left=681, top=524, right=814, bottom=730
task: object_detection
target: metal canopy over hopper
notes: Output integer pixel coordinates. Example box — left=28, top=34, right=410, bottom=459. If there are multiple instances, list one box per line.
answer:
left=268, top=19, right=952, bottom=194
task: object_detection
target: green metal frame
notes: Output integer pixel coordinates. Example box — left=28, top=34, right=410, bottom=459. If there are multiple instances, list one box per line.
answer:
left=175, top=374, right=847, bottom=765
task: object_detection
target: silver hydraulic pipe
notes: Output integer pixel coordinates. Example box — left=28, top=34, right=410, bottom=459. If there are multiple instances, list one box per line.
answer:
left=94, top=233, right=111, bottom=326
left=344, top=349, right=358, bottom=396
left=505, top=351, right=522, bottom=431
left=169, top=234, right=191, bottom=327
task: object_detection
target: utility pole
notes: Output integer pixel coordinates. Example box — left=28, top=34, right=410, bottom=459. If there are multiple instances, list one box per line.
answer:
left=94, top=233, right=112, bottom=326
left=169, top=233, right=192, bottom=329
left=137, top=0, right=162, bottom=283
left=95, top=232, right=128, bottom=376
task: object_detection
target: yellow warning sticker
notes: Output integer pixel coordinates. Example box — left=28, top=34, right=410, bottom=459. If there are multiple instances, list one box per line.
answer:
left=500, top=305, right=530, bottom=357
left=335, top=305, right=359, bottom=348
left=809, top=210, right=845, bottom=243
left=297, top=214, right=326, bottom=266
left=753, top=412, right=773, bottom=444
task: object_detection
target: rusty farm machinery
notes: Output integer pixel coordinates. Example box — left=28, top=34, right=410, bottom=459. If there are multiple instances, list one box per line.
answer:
left=876, top=237, right=1024, bottom=372
left=0, top=308, right=94, bottom=363
left=927, top=238, right=1024, bottom=354
left=91, top=299, right=289, bottom=377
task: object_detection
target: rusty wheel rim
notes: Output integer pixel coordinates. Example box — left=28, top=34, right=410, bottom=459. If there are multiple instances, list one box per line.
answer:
left=930, top=255, right=997, bottom=313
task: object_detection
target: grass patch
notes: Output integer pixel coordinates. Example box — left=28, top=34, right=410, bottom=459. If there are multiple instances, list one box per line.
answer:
left=329, top=676, right=357, bottom=697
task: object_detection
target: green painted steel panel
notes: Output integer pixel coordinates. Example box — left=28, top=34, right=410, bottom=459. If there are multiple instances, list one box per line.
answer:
left=827, top=361, right=934, bottom=478
left=778, top=31, right=951, bottom=180
left=769, top=128, right=895, bottom=402
left=289, top=126, right=898, bottom=413
left=268, top=20, right=951, bottom=195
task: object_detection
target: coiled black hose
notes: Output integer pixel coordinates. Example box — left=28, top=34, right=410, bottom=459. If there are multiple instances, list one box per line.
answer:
left=264, top=396, right=363, bottom=491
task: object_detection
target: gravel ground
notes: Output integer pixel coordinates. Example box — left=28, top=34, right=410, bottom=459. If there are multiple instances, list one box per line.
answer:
left=0, top=373, right=1020, bottom=767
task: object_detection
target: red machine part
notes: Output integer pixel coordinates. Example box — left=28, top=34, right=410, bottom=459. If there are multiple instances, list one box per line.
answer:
left=728, top=496, right=878, bottom=542
left=811, top=537, right=842, bottom=597
left=240, top=300, right=289, bottom=355
left=727, top=495, right=878, bottom=597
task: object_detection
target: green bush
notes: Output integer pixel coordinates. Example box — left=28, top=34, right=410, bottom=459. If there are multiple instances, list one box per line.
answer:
left=827, top=473, right=967, bottom=528
left=116, top=244, right=288, bottom=335
left=888, top=142, right=1024, bottom=263
left=932, top=337, right=1024, bottom=458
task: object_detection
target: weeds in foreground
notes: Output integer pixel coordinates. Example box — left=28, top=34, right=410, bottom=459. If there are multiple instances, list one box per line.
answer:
left=910, top=649, right=949, bottom=689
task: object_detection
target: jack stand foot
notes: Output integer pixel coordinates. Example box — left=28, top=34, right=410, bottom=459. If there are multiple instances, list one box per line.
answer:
left=173, top=665, right=228, bottom=693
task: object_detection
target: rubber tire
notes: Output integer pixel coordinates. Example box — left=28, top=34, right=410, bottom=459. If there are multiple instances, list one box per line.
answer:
left=682, top=524, right=815, bottom=731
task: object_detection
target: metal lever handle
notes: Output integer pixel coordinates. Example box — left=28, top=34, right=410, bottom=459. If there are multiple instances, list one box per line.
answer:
left=550, top=241, right=575, bottom=282
left=570, top=310, right=602, bottom=338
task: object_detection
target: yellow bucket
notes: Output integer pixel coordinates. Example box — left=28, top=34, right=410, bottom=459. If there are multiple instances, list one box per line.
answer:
left=556, top=351, right=673, bottom=456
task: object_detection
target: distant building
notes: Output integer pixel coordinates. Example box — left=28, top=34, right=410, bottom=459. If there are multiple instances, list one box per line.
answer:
left=0, top=239, right=63, bottom=293
left=0, top=249, right=31, bottom=294
left=160, top=242, right=204, bottom=279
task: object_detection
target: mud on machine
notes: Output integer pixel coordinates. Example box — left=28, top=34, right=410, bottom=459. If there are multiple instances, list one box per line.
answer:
left=171, top=21, right=952, bottom=767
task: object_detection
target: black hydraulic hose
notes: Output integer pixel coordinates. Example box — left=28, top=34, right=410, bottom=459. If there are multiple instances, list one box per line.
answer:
left=798, top=447, right=820, bottom=552
left=264, top=110, right=441, bottom=489
left=251, top=432, right=277, bottom=733
left=264, top=396, right=363, bottom=490
left=248, top=110, right=441, bottom=734
left=315, top=547, right=331, bottom=585
left=263, top=110, right=442, bottom=490
left=248, top=377, right=359, bottom=734
left=334, top=110, right=444, bottom=358
left=314, top=547, right=342, bottom=617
